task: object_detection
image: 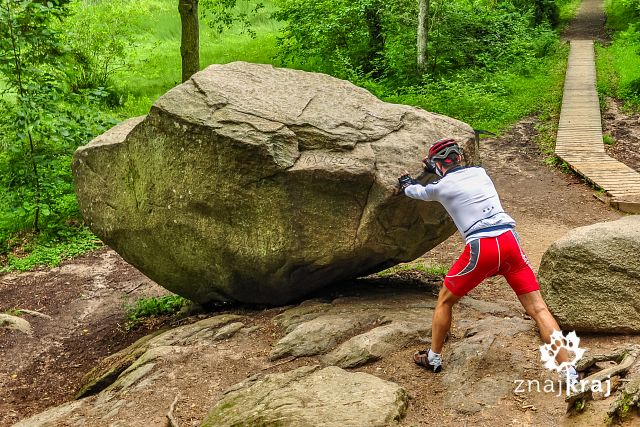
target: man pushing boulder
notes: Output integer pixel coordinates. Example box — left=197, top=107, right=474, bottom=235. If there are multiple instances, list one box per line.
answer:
left=398, top=138, right=577, bottom=384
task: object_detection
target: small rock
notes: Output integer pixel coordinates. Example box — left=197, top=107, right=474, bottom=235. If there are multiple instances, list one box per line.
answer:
left=0, top=313, right=32, bottom=335
left=213, top=322, right=244, bottom=340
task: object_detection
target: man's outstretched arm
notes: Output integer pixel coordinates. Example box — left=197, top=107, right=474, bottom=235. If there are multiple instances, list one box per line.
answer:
left=398, top=173, right=436, bottom=201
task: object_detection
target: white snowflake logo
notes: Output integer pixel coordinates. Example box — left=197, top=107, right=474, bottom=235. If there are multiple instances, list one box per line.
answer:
left=539, top=330, right=585, bottom=372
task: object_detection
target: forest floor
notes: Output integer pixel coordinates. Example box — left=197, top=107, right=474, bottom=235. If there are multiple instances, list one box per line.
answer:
left=1, top=112, right=638, bottom=426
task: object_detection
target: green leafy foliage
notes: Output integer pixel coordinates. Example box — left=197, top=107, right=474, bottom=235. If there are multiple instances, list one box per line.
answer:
left=201, top=0, right=265, bottom=38
left=378, top=262, right=449, bottom=277
left=597, top=0, right=640, bottom=109
left=61, top=0, right=146, bottom=93
left=274, top=0, right=564, bottom=82
left=125, top=295, right=189, bottom=329
left=273, top=0, right=571, bottom=132
left=0, top=227, right=101, bottom=272
left=0, top=0, right=116, bottom=269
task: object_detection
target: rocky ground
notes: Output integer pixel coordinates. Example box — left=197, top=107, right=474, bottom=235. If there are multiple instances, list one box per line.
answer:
left=3, top=112, right=640, bottom=426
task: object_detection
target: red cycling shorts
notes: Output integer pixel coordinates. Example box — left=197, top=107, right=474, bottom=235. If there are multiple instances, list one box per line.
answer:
left=444, top=229, right=540, bottom=297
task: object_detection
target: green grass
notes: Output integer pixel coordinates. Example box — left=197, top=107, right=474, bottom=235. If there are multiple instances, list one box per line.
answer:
left=596, top=0, right=640, bottom=109
left=378, top=262, right=449, bottom=277
left=603, top=134, right=616, bottom=145
left=0, top=228, right=102, bottom=272
left=381, top=47, right=569, bottom=134
left=111, top=0, right=283, bottom=117
left=124, top=294, right=189, bottom=329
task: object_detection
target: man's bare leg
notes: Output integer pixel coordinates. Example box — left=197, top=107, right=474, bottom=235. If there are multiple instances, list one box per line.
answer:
left=431, top=286, right=461, bottom=353
left=517, top=290, right=569, bottom=364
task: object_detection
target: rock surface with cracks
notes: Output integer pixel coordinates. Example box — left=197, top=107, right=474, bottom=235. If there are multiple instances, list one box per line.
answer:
left=73, top=61, right=476, bottom=305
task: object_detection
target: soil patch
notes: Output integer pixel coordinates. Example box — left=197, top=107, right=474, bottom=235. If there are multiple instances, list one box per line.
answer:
left=603, top=97, right=640, bottom=173
left=562, top=0, right=607, bottom=42
left=0, top=249, right=180, bottom=425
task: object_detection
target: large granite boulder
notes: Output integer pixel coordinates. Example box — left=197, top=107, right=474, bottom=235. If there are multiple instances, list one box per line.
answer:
left=73, top=61, right=476, bottom=305
left=538, top=216, right=640, bottom=333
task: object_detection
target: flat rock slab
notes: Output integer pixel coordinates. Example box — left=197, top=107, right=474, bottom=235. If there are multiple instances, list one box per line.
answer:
left=442, top=317, right=534, bottom=414
left=323, top=320, right=430, bottom=368
left=202, top=365, right=408, bottom=427
left=538, top=216, right=640, bottom=333
left=269, top=313, right=383, bottom=361
left=269, top=284, right=435, bottom=365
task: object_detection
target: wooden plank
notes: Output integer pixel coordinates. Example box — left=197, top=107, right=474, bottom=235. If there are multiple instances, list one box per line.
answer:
left=554, top=40, right=640, bottom=213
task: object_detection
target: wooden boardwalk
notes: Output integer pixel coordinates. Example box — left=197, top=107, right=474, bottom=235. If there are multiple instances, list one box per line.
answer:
left=556, top=40, right=640, bottom=213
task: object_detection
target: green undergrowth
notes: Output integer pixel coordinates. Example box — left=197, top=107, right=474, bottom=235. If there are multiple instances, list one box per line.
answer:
left=378, top=262, right=449, bottom=278
left=0, top=227, right=102, bottom=273
left=596, top=0, right=640, bottom=110
left=124, top=294, right=189, bottom=330
left=110, top=0, right=283, bottom=117
left=381, top=47, right=569, bottom=134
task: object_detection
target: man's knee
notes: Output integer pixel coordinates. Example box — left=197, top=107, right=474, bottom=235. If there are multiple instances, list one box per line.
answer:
left=518, top=290, right=552, bottom=319
left=437, top=286, right=461, bottom=307
left=525, top=300, right=550, bottom=319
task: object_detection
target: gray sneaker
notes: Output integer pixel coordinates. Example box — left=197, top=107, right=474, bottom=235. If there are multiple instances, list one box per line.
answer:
left=414, top=350, right=443, bottom=373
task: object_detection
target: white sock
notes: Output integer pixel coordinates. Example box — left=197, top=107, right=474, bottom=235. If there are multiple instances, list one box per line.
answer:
left=428, top=349, right=441, bottom=362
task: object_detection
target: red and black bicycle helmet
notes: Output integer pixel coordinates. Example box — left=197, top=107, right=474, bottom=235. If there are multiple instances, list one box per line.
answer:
left=424, top=138, right=462, bottom=177
left=428, top=138, right=461, bottom=164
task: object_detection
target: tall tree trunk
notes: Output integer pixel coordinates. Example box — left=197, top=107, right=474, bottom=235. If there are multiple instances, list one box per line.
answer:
left=417, top=0, right=429, bottom=72
left=179, top=0, right=200, bottom=82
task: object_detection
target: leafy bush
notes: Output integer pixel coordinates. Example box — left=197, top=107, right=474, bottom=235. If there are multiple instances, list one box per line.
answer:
left=61, top=0, right=153, bottom=106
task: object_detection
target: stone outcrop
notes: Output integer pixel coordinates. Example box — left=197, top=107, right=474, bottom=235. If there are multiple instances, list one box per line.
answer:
left=73, top=61, right=476, bottom=305
left=538, top=216, right=640, bottom=333
left=201, top=366, right=409, bottom=427
left=13, top=276, right=542, bottom=426
left=268, top=283, right=435, bottom=364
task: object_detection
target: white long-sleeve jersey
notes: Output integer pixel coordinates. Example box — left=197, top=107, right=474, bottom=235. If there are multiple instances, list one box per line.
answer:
left=404, top=166, right=516, bottom=243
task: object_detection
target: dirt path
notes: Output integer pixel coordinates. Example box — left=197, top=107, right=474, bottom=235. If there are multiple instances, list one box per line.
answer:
left=562, top=0, right=606, bottom=42
left=0, top=250, right=174, bottom=425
